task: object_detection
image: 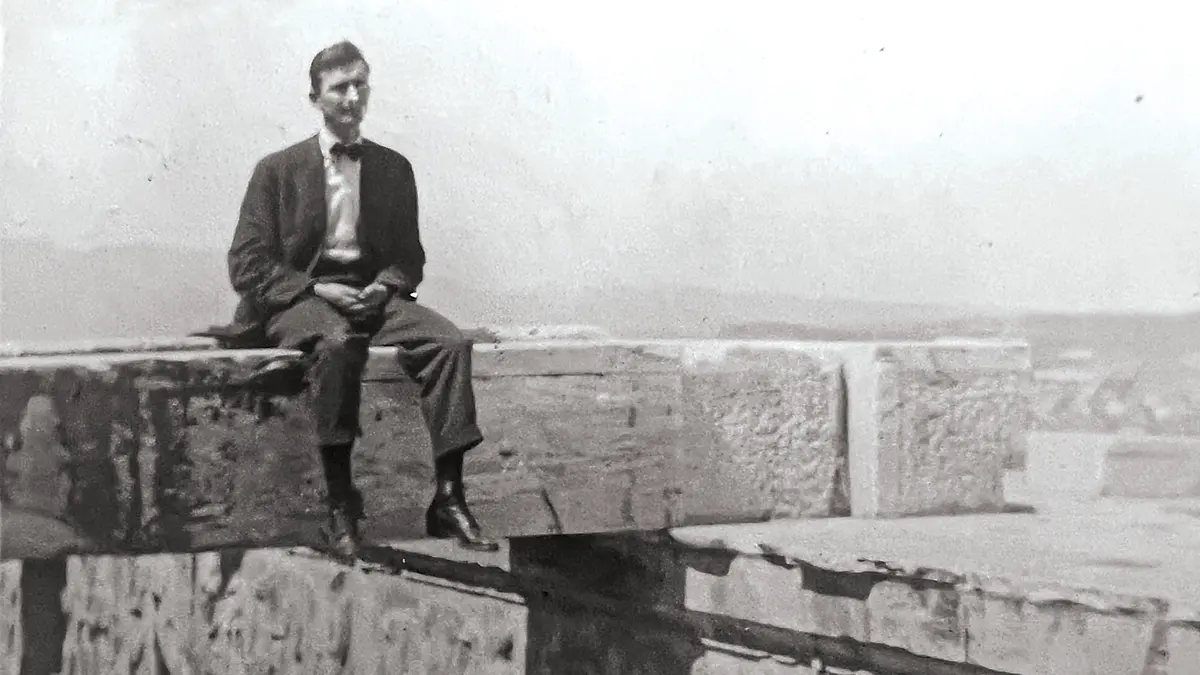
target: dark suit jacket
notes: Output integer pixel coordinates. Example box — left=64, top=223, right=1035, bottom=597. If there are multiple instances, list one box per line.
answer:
left=199, top=135, right=425, bottom=347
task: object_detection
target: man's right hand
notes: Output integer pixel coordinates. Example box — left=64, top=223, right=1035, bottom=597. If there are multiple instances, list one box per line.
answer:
left=312, top=282, right=364, bottom=313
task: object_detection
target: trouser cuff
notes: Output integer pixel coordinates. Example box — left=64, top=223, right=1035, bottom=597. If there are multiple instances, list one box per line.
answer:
left=432, top=427, right=484, bottom=459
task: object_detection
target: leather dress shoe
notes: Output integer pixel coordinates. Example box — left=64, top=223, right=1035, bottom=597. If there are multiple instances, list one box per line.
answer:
left=426, top=494, right=499, bottom=552
left=321, top=489, right=364, bottom=561
left=242, top=355, right=309, bottom=397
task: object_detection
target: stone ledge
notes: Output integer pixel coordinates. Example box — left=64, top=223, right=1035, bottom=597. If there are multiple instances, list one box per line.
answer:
left=0, top=324, right=611, bottom=357
left=11, top=504, right=1195, bottom=675
left=0, top=336, right=221, bottom=357
left=671, top=495, right=1200, bottom=675
left=0, top=339, right=848, bottom=560
left=1, top=336, right=1031, bottom=560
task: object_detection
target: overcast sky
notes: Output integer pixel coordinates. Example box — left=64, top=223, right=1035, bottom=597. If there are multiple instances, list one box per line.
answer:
left=3, top=0, right=1200, bottom=312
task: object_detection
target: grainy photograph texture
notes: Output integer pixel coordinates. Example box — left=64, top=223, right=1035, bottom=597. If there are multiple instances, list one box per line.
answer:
left=1, top=2, right=1199, bottom=674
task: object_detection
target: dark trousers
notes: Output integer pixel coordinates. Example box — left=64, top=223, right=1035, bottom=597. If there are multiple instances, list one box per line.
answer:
left=265, top=261, right=483, bottom=458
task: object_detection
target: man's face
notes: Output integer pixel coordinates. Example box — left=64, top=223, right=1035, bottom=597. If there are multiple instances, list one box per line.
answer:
left=311, top=60, right=371, bottom=129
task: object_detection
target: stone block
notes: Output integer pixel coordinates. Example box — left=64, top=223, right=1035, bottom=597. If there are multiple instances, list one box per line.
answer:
left=961, top=588, right=1161, bottom=675
left=840, top=340, right=1031, bottom=517
left=58, top=553, right=197, bottom=675
left=17, top=549, right=527, bottom=675
left=672, top=341, right=847, bottom=523
left=864, top=580, right=965, bottom=662
left=6, top=507, right=1195, bottom=675
left=0, top=339, right=847, bottom=559
left=205, top=551, right=526, bottom=675
left=1164, top=621, right=1200, bottom=675
left=681, top=550, right=867, bottom=641
left=0, top=560, right=20, bottom=675
left=670, top=491, right=1199, bottom=674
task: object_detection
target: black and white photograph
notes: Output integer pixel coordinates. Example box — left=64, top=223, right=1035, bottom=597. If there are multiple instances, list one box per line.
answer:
left=0, top=1, right=1197, bottom=673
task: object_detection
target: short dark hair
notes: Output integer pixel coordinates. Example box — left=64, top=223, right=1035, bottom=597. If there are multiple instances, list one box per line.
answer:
left=309, top=41, right=370, bottom=95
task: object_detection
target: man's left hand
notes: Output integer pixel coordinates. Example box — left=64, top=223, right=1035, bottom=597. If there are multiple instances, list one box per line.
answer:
left=348, top=282, right=392, bottom=315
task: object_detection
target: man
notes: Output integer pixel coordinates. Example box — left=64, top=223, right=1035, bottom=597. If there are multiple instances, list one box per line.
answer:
left=224, top=40, right=497, bottom=557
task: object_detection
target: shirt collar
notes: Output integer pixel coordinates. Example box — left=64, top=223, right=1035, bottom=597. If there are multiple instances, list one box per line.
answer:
left=318, top=126, right=365, bottom=160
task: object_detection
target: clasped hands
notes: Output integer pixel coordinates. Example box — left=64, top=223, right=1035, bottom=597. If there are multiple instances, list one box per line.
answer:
left=312, top=281, right=393, bottom=317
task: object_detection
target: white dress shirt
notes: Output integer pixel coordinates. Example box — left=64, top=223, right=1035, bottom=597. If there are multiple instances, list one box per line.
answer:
left=317, top=126, right=363, bottom=263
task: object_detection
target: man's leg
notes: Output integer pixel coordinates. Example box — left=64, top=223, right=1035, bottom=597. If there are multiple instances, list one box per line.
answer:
left=372, top=296, right=498, bottom=551
left=266, top=297, right=368, bottom=558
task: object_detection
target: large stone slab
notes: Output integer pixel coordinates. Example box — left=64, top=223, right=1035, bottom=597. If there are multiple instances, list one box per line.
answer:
left=672, top=495, right=1200, bottom=675
left=0, top=339, right=846, bottom=560
left=840, top=340, right=1031, bottom=517
left=10, top=487, right=1197, bottom=674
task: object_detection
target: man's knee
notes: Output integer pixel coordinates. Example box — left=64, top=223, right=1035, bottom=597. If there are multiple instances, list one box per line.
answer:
left=432, top=333, right=473, bottom=355
left=312, top=332, right=369, bottom=365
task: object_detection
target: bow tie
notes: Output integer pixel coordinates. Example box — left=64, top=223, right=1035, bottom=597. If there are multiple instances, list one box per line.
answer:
left=330, top=142, right=364, bottom=161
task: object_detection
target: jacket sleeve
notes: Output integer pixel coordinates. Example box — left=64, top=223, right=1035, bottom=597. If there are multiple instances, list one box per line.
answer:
left=227, top=158, right=311, bottom=311
left=371, top=156, right=425, bottom=295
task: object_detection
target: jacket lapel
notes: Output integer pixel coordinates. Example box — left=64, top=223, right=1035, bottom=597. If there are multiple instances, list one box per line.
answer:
left=359, top=140, right=384, bottom=255
left=296, top=135, right=327, bottom=272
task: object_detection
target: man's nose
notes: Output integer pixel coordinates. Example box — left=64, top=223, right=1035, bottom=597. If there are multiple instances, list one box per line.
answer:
left=345, top=86, right=360, bottom=103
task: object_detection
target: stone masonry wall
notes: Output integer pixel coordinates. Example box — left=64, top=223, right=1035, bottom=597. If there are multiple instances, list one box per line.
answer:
left=6, top=528, right=1197, bottom=675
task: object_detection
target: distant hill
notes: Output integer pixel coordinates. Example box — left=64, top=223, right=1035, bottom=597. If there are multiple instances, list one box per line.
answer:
left=5, top=239, right=1199, bottom=368
left=1, top=238, right=1010, bottom=343
left=1, top=239, right=235, bottom=342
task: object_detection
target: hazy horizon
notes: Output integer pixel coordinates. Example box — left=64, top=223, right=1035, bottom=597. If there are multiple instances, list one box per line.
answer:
left=10, top=235, right=1200, bottom=347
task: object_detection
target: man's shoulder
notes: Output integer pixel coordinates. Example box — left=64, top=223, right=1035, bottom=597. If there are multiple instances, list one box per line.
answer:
left=253, top=135, right=319, bottom=170
left=364, top=139, right=413, bottom=167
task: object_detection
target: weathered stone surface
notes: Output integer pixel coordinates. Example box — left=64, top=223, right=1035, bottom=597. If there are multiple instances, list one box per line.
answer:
left=865, top=580, right=964, bottom=662
left=200, top=552, right=526, bottom=675
left=669, top=492, right=1200, bottom=672
left=0, top=325, right=608, bottom=358
left=962, top=589, right=1159, bottom=675
left=58, top=554, right=197, bottom=675
left=0, top=337, right=219, bottom=358
left=681, top=550, right=868, bottom=640
left=7, top=549, right=527, bottom=675
left=8, top=501, right=1200, bottom=674
left=0, top=340, right=846, bottom=559
left=841, top=340, right=1031, bottom=517
left=674, top=341, right=847, bottom=522
left=1163, top=621, right=1200, bottom=675
left=0, top=560, right=20, bottom=675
